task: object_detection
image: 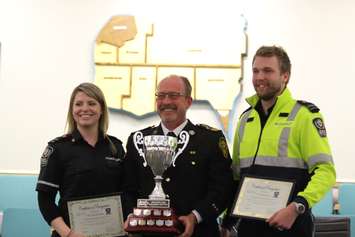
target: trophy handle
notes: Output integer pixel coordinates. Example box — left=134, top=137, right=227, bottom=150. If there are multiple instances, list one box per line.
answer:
left=172, top=131, right=190, bottom=167
left=133, top=131, right=147, bottom=167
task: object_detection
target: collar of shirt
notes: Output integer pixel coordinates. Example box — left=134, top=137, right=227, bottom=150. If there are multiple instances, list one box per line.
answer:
left=71, top=128, right=105, bottom=143
left=255, top=100, right=276, bottom=129
left=161, top=120, right=188, bottom=136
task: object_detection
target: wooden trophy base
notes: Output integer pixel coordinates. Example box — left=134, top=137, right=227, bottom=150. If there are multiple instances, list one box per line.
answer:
left=125, top=206, right=181, bottom=235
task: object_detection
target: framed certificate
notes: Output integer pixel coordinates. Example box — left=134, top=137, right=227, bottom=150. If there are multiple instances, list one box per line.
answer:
left=230, top=175, right=295, bottom=220
left=67, top=193, right=125, bottom=237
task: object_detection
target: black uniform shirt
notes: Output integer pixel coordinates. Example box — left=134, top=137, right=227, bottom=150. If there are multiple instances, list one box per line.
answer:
left=123, top=120, right=234, bottom=237
left=255, top=100, right=275, bottom=129
left=36, top=129, right=125, bottom=225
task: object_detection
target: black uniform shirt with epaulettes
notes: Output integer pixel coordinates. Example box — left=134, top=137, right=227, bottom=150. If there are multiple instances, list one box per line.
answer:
left=124, top=120, right=233, bottom=221
left=36, top=129, right=125, bottom=201
left=165, top=122, right=233, bottom=220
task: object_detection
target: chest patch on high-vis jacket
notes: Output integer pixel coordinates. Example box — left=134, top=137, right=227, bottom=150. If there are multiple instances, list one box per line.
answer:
left=313, top=118, right=327, bottom=137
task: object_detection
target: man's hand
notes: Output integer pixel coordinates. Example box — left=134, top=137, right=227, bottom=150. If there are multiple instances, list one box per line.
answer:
left=220, top=227, right=231, bottom=237
left=266, top=203, right=299, bottom=231
left=178, top=213, right=197, bottom=237
left=123, top=213, right=133, bottom=231
left=124, top=219, right=129, bottom=230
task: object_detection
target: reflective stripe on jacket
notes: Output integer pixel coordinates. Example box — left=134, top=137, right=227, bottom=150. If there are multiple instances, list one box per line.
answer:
left=232, top=88, right=336, bottom=207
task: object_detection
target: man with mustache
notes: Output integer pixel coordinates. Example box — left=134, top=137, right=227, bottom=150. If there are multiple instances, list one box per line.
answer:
left=221, top=46, right=336, bottom=237
left=123, top=75, right=234, bottom=237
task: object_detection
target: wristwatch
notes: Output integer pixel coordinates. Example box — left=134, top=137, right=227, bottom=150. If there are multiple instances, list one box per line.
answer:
left=292, top=202, right=305, bottom=214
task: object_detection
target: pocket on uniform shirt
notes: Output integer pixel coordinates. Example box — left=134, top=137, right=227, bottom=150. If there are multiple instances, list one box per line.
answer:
left=72, top=166, right=94, bottom=176
left=104, top=157, right=123, bottom=178
left=63, top=163, right=95, bottom=191
left=104, top=157, right=123, bottom=181
left=66, top=161, right=95, bottom=176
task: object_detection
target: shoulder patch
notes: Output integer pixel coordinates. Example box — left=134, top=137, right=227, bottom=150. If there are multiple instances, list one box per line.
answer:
left=197, top=124, right=220, bottom=132
left=40, top=145, right=54, bottom=167
left=297, top=100, right=320, bottom=113
left=313, top=118, right=327, bottom=137
left=218, top=137, right=229, bottom=158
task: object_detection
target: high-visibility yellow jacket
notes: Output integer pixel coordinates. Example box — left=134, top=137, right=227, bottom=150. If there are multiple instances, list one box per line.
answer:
left=232, top=88, right=336, bottom=208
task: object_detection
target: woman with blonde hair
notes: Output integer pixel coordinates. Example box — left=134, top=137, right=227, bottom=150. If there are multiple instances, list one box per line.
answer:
left=36, top=83, right=125, bottom=237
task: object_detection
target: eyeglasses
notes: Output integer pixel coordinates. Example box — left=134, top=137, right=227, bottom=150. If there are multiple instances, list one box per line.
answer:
left=155, top=92, right=186, bottom=100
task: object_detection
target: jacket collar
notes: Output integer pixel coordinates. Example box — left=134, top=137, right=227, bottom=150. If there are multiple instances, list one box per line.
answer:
left=246, top=88, right=293, bottom=110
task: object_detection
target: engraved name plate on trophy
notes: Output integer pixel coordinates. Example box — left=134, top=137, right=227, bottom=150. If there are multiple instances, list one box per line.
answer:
left=126, top=132, right=189, bottom=235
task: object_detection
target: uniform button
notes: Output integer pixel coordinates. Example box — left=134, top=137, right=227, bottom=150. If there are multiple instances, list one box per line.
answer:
left=71, top=138, right=75, bottom=142
left=191, top=161, right=196, bottom=165
left=165, top=178, right=171, bottom=182
left=166, top=194, right=170, bottom=198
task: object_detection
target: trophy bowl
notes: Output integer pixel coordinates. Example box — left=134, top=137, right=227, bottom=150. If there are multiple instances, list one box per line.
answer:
left=144, top=135, right=177, bottom=200
left=126, top=134, right=182, bottom=235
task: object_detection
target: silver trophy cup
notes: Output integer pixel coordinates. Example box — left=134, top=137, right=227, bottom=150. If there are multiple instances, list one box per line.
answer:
left=126, top=132, right=189, bottom=234
left=144, top=135, right=177, bottom=200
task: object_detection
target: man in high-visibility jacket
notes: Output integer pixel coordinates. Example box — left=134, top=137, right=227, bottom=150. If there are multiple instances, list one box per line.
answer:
left=221, top=45, right=336, bottom=237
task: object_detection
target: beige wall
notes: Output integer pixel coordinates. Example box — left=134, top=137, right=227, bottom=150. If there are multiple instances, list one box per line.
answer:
left=0, top=0, right=354, bottom=181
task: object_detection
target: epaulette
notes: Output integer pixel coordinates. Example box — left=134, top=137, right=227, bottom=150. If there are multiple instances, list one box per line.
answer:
left=239, top=106, right=252, bottom=119
left=197, top=124, right=221, bottom=132
left=107, top=135, right=123, bottom=144
left=297, top=100, right=320, bottom=113
left=131, top=125, right=157, bottom=135
left=140, top=125, right=156, bottom=132
left=48, top=134, right=70, bottom=144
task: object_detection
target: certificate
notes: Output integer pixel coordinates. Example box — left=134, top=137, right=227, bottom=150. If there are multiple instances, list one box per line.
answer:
left=231, top=176, right=295, bottom=220
left=68, top=193, right=125, bottom=237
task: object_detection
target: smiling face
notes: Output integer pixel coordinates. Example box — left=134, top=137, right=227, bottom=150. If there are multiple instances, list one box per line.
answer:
left=252, top=56, right=289, bottom=103
left=72, top=91, right=102, bottom=131
left=156, top=76, right=192, bottom=130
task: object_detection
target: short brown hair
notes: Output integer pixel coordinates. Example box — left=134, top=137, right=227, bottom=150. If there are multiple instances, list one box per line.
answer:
left=253, top=46, right=291, bottom=75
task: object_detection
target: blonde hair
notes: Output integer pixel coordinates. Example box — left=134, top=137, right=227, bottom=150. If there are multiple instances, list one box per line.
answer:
left=65, top=82, right=109, bottom=134
left=65, top=83, right=117, bottom=155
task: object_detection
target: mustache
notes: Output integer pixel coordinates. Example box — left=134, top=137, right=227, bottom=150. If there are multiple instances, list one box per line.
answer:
left=159, top=104, right=177, bottom=111
left=255, top=78, right=272, bottom=85
left=255, top=81, right=269, bottom=86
